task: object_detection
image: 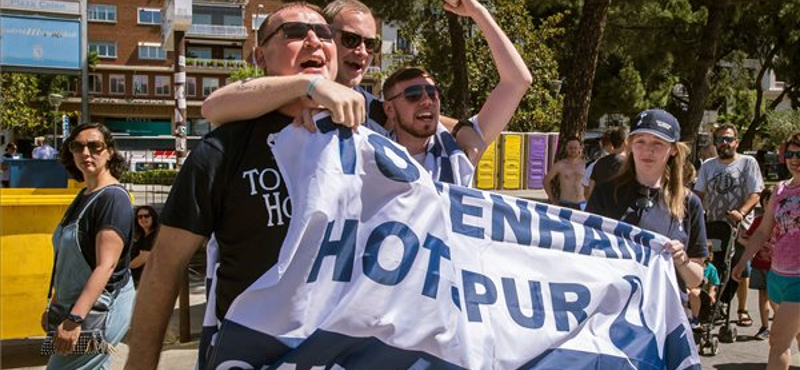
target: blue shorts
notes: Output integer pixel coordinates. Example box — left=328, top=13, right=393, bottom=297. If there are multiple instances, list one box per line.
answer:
left=767, top=270, right=800, bottom=304
left=750, top=268, right=768, bottom=290
left=559, top=200, right=586, bottom=211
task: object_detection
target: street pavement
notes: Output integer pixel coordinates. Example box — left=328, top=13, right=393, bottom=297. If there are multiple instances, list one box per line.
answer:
left=3, top=189, right=798, bottom=369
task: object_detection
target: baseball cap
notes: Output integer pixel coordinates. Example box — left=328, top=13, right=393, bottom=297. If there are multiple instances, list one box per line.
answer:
left=629, top=109, right=681, bottom=143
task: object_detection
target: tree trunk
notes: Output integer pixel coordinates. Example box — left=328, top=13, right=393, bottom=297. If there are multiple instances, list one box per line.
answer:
left=683, top=0, right=729, bottom=147
left=558, top=0, right=611, bottom=157
left=740, top=44, right=780, bottom=150
left=446, top=12, right=469, bottom=119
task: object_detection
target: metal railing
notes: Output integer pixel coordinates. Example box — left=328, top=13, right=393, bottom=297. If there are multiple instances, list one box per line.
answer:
left=186, top=58, right=248, bottom=70
left=187, top=24, right=248, bottom=39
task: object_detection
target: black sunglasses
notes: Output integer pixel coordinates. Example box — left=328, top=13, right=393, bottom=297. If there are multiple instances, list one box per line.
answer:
left=387, top=84, right=441, bottom=103
left=137, top=213, right=152, bottom=219
left=261, top=22, right=335, bottom=46
left=339, top=29, right=381, bottom=54
left=68, top=140, right=107, bottom=154
left=785, top=150, right=800, bottom=159
left=714, top=136, right=736, bottom=145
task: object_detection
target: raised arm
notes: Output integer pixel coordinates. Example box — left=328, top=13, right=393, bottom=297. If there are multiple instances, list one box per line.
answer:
left=124, top=226, right=206, bottom=370
left=443, top=0, right=532, bottom=148
left=201, top=75, right=365, bottom=127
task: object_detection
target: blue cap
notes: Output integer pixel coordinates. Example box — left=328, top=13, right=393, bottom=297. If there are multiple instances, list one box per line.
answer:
left=630, top=109, right=681, bottom=143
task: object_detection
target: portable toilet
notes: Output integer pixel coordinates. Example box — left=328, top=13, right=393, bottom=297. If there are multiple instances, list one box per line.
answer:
left=526, top=133, right=549, bottom=189
left=548, top=133, right=560, bottom=169
left=501, top=133, right=524, bottom=190
left=475, top=141, right=497, bottom=190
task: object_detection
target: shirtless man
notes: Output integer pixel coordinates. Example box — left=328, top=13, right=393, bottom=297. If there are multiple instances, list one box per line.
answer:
left=544, top=137, right=586, bottom=210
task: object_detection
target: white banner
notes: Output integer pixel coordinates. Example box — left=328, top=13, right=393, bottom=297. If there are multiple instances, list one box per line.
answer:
left=207, top=114, right=700, bottom=370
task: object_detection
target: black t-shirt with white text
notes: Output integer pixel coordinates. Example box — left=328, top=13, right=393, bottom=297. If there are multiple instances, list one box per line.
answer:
left=161, top=111, right=292, bottom=319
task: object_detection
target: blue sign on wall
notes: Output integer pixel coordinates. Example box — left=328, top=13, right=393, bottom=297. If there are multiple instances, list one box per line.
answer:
left=0, top=15, right=81, bottom=70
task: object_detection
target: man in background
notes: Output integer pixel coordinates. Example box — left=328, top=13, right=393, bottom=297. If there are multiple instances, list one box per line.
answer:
left=32, top=136, right=58, bottom=159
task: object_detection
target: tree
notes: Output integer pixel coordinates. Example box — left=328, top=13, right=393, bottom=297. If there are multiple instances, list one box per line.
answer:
left=761, top=109, right=800, bottom=148
left=228, top=65, right=265, bottom=82
left=557, top=0, right=611, bottom=152
left=0, top=73, right=50, bottom=138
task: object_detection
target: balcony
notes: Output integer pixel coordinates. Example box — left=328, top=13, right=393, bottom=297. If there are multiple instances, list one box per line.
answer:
left=186, top=58, right=248, bottom=71
left=194, top=0, right=247, bottom=4
left=187, top=24, right=248, bottom=39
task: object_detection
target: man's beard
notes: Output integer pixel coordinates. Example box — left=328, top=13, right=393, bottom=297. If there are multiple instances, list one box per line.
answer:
left=718, top=147, right=735, bottom=159
left=396, top=115, right=436, bottom=139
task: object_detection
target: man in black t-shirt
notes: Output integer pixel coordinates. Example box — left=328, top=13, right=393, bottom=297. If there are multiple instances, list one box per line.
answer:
left=125, top=5, right=339, bottom=370
left=584, top=126, right=626, bottom=199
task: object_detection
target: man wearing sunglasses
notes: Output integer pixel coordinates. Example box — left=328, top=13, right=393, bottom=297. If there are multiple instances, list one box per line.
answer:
left=125, top=4, right=338, bottom=369
left=378, top=0, right=530, bottom=184
left=694, top=123, right=764, bottom=328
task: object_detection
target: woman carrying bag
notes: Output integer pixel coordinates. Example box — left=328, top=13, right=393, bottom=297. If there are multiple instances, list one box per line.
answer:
left=42, top=123, right=135, bottom=369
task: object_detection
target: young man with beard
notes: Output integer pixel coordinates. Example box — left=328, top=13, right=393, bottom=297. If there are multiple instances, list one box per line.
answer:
left=202, top=0, right=531, bottom=173
left=695, top=123, right=765, bottom=328
left=124, top=4, right=337, bottom=369
left=544, top=137, right=587, bottom=210
left=378, top=0, right=531, bottom=184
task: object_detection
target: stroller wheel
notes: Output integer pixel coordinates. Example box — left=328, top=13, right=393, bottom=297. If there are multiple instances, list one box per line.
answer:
left=704, top=337, right=720, bottom=356
left=719, top=325, right=737, bottom=343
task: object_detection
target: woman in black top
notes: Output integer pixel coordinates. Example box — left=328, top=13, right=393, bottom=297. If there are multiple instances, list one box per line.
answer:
left=587, top=109, right=707, bottom=293
left=43, top=123, right=135, bottom=369
left=131, top=205, right=159, bottom=285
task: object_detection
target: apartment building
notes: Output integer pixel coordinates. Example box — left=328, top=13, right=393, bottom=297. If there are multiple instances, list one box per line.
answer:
left=54, top=0, right=384, bottom=152
left=58, top=0, right=281, bottom=151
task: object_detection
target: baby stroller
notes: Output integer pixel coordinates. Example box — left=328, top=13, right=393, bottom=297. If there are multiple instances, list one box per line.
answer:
left=694, top=221, right=739, bottom=355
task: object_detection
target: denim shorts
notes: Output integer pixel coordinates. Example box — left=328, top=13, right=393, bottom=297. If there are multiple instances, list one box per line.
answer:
left=767, top=270, right=800, bottom=304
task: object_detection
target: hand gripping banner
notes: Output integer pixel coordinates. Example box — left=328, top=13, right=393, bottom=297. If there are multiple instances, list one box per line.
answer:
left=206, top=114, right=700, bottom=370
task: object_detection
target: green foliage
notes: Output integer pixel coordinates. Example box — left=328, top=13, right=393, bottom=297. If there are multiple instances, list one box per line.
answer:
left=120, top=170, right=178, bottom=185
left=0, top=73, right=50, bottom=137
left=395, top=0, right=566, bottom=132
left=228, top=65, right=265, bottom=82
left=761, top=110, right=800, bottom=148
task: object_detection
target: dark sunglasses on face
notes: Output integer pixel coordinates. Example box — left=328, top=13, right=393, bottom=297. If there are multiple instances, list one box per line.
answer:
left=261, top=22, right=335, bottom=46
left=339, top=29, right=381, bottom=54
left=137, top=214, right=152, bottom=219
left=68, top=140, right=107, bottom=154
left=785, top=150, right=800, bottom=159
left=387, top=84, right=441, bottom=103
left=714, top=136, right=736, bottom=145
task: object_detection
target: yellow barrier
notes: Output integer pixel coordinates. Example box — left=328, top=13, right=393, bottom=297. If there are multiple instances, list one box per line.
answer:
left=501, top=134, right=524, bottom=190
left=1, top=188, right=80, bottom=339
left=475, top=141, right=497, bottom=190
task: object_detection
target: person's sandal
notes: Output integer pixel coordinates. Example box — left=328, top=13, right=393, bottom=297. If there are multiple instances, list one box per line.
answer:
left=737, top=310, right=753, bottom=327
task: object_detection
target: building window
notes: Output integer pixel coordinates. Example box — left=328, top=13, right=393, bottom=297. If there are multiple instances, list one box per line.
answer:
left=88, top=4, right=116, bottom=22
left=110, top=74, right=126, bottom=95
left=186, top=77, right=197, bottom=97
left=155, top=76, right=171, bottom=96
left=89, top=41, right=117, bottom=59
left=138, top=45, right=167, bottom=60
left=134, top=75, right=149, bottom=96
left=202, top=77, right=219, bottom=97
left=187, top=47, right=212, bottom=59
left=223, top=48, right=242, bottom=60
left=138, top=8, right=161, bottom=25
left=88, top=74, right=102, bottom=94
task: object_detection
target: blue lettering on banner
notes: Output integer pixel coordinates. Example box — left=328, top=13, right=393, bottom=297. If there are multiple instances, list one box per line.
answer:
left=368, top=134, right=420, bottom=183
left=490, top=194, right=532, bottom=245
left=502, top=278, right=545, bottom=329
left=534, top=204, right=577, bottom=252
left=363, top=221, right=420, bottom=286
left=421, top=234, right=451, bottom=299
left=462, top=270, right=497, bottom=323
left=449, top=186, right=484, bottom=238
left=307, top=219, right=358, bottom=283
left=550, top=283, right=591, bottom=332
left=579, top=214, right=617, bottom=258
left=316, top=115, right=356, bottom=175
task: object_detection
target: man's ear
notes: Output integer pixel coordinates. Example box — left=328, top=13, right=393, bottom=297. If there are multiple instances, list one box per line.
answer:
left=383, top=100, right=396, bottom=120
left=255, top=46, right=268, bottom=73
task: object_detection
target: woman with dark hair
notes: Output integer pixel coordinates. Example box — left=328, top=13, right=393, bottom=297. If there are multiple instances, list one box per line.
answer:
left=587, top=109, right=707, bottom=295
left=734, top=132, right=800, bottom=370
left=42, top=123, right=135, bottom=369
left=131, top=205, right=159, bottom=285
